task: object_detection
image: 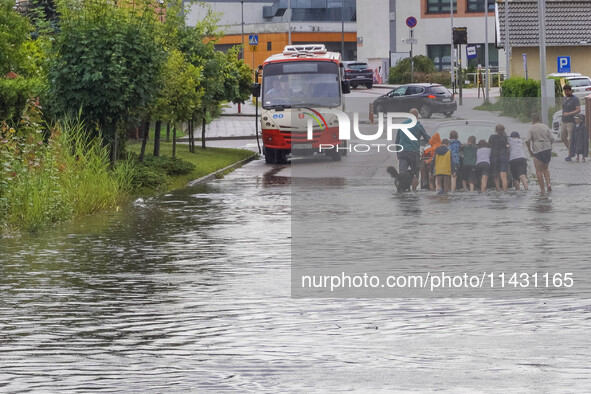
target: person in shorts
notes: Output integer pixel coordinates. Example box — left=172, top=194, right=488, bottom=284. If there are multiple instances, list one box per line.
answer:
left=488, top=124, right=510, bottom=191
left=508, top=131, right=528, bottom=191
left=475, top=139, right=491, bottom=192
left=561, top=85, right=581, bottom=161
left=526, top=113, right=555, bottom=194
left=461, top=135, right=478, bottom=192
left=448, top=130, right=462, bottom=191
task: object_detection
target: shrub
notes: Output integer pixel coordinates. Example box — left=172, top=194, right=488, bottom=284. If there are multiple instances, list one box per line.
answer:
left=131, top=165, right=170, bottom=191
left=130, top=154, right=195, bottom=192
left=389, top=55, right=436, bottom=84
left=143, top=155, right=195, bottom=176
left=0, top=77, right=45, bottom=124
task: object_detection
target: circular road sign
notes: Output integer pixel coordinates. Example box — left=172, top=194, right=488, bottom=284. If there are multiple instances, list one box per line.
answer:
left=406, top=16, right=417, bottom=28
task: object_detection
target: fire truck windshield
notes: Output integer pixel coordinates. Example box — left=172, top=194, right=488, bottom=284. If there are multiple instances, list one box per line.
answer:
left=262, top=61, right=341, bottom=109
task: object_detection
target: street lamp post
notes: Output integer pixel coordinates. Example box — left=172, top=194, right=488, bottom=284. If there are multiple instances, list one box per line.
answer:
left=288, top=0, right=291, bottom=45
left=484, top=0, right=490, bottom=102
left=449, top=0, right=456, bottom=94
left=504, top=0, right=510, bottom=79
left=341, top=0, right=345, bottom=59
left=539, top=0, right=548, bottom=125
left=241, top=0, right=244, bottom=60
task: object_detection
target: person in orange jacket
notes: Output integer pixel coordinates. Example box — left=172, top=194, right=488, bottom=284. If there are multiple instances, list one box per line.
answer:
left=421, top=132, right=441, bottom=190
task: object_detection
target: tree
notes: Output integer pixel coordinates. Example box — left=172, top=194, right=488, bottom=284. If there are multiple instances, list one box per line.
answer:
left=0, top=0, right=48, bottom=124
left=147, top=49, right=202, bottom=159
left=49, top=0, right=164, bottom=163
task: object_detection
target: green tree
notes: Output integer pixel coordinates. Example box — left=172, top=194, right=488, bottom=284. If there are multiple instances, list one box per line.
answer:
left=0, top=0, right=48, bottom=123
left=49, top=0, right=164, bottom=162
left=147, top=49, right=203, bottom=159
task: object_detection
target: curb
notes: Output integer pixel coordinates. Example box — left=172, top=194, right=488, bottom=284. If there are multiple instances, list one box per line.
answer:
left=220, top=113, right=257, bottom=117
left=177, top=135, right=258, bottom=142
left=186, top=154, right=258, bottom=187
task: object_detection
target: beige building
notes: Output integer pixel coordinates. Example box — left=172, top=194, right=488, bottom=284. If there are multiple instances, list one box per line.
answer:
left=497, top=0, right=591, bottom=80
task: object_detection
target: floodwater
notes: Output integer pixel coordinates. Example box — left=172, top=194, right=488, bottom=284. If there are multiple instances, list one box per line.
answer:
left=1, top=159, right=591, bottom=391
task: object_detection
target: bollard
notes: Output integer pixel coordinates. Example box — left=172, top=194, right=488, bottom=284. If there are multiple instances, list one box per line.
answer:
left=238, top=102, right=241, bottom=114
left=369, top=102, right=374, bottom=125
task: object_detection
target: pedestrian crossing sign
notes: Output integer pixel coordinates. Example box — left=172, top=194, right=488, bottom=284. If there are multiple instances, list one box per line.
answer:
left=249, top=35, right=258, bottom=46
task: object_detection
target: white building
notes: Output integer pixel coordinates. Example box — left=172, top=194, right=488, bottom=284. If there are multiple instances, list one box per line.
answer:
left=357, top=0, right=506, bottom=81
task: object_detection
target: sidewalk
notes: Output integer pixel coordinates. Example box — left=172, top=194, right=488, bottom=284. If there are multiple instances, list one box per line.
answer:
left=549, top=144, right=591, bottom=186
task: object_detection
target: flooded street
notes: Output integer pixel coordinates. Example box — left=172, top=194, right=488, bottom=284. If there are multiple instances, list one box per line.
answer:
left=1, top=158, right=591, bottom=391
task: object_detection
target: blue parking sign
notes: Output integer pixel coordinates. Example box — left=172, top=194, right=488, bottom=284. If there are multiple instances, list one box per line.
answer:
left=557, top=56, right=571, bottom=73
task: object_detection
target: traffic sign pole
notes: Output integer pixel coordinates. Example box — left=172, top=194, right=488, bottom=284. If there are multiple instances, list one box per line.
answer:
left=405, top=17, right=417, bottom=84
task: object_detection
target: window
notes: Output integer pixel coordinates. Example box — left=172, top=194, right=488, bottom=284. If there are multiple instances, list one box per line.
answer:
left=466, top=0, right=495, bottom=13
left=267, top=42, right=272, bottom=51
left=406, top=86, right=424, bottom=95
left=426, top=0, right=457, bottom=14
left=427, top=45, right=451, bottom=71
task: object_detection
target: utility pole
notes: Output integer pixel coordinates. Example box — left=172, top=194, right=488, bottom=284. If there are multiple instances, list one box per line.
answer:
left=241, top=0, right=244, bottom=60
left=341, top=0, right=345, bottom=59
left=539, top=0, right=548, bottom=125
left=504, top=0, right=510, bottom=79
left=484, top=0, right=490, bottom=102
left=288, top=0, right=292, bottom=45
left=450, top=0, right=455, bottom=93
left=410, top=28, right=414, bottom=83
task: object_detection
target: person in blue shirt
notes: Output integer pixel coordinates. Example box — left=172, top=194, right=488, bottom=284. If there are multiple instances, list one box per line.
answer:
left=389, top=108, right=430, bottom=191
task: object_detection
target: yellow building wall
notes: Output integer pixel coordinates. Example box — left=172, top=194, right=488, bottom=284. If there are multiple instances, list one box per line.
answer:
left=216, top=32, right=357, bottom=77
left=510, top=46, right=591, bottom=80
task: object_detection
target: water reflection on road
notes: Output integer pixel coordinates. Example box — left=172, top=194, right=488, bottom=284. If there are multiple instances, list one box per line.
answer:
left=1, top=159, right=590, bottom=391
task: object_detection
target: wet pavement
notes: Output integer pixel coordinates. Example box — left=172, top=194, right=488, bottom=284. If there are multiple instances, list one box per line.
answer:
left=1, top=156, right=591, bottom=390
left=2, top=92, right=591, bottom=391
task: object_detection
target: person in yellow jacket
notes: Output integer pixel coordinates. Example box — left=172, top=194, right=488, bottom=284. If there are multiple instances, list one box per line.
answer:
left=432, top=138, right=452, bottom=194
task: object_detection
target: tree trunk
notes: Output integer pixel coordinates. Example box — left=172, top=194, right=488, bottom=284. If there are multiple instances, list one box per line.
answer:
left=166, top=122, right=170, bottom=142
left=201, top=115, right=206, bottom=150
left=153, top=120, right=162, bottom=157
left=172, top=125, right=177, bottom=158
left=139, top=120, right=150, bottom=163
left=190, top=120, right=195, bottom=153
left=110, top=123, right=118, bottom=165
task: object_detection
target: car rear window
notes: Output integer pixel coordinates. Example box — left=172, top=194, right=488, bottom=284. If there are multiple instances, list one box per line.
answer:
left=347, top=63, right=369, bottom=70
left=567, top=78, right=591, bottom=87
left=427, top=86, right=450, bottom=94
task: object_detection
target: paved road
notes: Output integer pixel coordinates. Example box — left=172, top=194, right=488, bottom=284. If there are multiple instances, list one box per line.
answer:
left=207, top=87, right=591, bottom=187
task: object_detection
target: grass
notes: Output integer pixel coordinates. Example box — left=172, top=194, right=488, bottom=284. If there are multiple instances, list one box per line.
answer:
left=126, top=140, right=255, bottom=190
left=1, top=115, right=135, bottom=233
left=473, top=101, right=498, bottom=111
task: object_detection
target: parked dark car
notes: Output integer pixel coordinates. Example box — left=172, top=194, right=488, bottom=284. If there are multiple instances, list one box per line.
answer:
left=343, top=61, right=373, bottom=89
left=372, top=83, right=457, bottom=118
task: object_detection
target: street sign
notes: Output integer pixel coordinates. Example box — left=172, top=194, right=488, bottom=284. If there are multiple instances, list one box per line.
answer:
left=248, top=34, right=258, bottom=46
left=466, top=45, right=477, bottom=59
left=557, top=56, right=571, bottom=73
left=404, top=38, right=418, bottom=45
left=406, top=16, right=417, bottom=28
